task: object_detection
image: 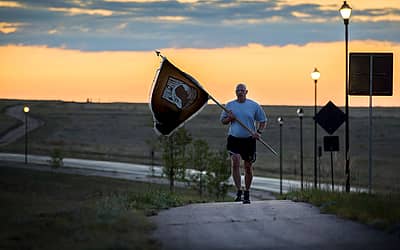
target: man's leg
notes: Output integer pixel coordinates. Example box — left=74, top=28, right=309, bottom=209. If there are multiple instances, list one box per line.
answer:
left=243, top=161, right=253, bottom=204
left=231, top=154, right=242, bottom=201
left=244, top=161, right=253, bottom=191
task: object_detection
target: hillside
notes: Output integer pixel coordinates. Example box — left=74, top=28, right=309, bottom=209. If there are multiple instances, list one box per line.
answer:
left=1, top=99, right=399, bottom=192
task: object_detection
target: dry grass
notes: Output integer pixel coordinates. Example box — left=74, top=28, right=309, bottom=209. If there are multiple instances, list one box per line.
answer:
left=0, top=163, right=158, bottom=250
left=281, top=189, right=400, bottom=231
left=1, top=99, right=400, bottom=193
left=0, top=161, right=217, bottom=250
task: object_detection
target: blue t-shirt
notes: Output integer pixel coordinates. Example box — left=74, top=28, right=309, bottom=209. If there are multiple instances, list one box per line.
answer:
left=220, top=99, right=267, bottom=138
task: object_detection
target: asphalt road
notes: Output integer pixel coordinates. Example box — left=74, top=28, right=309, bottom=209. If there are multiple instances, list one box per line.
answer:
left=0, top=153, right=366, bottom=194
left=0, top=105, right=44, bottom=146
left=151, top=200, right=400, bottom=250
left=0, top=153, right=292, bottom=192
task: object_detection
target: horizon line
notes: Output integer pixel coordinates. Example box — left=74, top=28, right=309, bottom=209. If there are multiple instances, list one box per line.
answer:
left=1, top=98, right=399, bottom=109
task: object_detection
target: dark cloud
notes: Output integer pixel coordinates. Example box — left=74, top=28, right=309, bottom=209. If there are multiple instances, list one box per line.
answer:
left=0, top=0, right=399, bottom=51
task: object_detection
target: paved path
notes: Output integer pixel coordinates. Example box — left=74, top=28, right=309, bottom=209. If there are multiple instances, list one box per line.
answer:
left=0, top=105, right=44, bottom=146
left=151, top=200, right=400, bottom=250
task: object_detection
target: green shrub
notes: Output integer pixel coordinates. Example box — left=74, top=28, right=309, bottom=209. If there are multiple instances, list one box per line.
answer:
left=127, top=189, right=184, bottom=210
left=206, top=150, right=231, bottom=200
left=50, top=148, right=63, bottom=168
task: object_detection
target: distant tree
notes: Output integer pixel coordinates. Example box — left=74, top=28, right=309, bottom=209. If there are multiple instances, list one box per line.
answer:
left=206, top=150, right=231, bottom=200
left=189, top=139, right=210, bottom=196
left=145, top=135, right=159, bottom=176
left=50, top=148, right=64, bottom=168
left=159, top=127, right=192, bottom=192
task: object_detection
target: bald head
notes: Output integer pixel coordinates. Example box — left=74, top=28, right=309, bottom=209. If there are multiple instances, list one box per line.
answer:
left=236, top=83, right=247, bottom=91
left=235, top=83, right=248, bottom=103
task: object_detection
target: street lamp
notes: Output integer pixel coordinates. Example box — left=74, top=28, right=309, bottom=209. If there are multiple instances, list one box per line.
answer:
left=23, top=106, right=30, bottom=164
left=340, top=1, right=352, bottom=192
left=278, top=116, right=284, bottom=195
left=297, top=108, right=304, bottom=190
left=311, top=68, right=320, bottom=189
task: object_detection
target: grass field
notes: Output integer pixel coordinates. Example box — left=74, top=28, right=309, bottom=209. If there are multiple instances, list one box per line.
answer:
left=0, top=162, right=218, bottom=250
left=281, top=189, right=400, bottom=231
left=1, top=99, right=400, bottom=193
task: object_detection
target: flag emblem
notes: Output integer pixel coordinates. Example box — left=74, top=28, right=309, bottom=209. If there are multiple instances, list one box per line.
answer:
left=162, top=76, right=198, bottom=109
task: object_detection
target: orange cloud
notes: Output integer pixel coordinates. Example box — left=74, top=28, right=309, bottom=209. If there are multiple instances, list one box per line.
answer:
left=48, top=7, right=113, bottom=16
left=157, top=16, right=189, bottom=22
left=0, top=22, right=23, bottom=34
left=0, top=1, right=23, bottom=8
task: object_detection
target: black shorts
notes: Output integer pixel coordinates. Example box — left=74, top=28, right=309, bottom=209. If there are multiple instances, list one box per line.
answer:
left=227, top=135, right=256, bottom=163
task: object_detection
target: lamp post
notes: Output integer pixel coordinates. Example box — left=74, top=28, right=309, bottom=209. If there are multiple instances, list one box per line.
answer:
left=340, top=1, right=352, bottom=192
left=23, top=106, right=30, bottom=164
left=311, top=68, right=320, bottom=189
left=278, top=116, right=284, bottom=195
left=297, top=108, right=304, bottom=190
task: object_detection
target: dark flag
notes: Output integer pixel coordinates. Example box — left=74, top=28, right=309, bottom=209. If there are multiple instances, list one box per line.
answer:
left=150, top=57, right=209, bottom=135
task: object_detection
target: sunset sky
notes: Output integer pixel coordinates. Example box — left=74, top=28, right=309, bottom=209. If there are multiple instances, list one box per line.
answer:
left=0, top=0, right=399, bottom=106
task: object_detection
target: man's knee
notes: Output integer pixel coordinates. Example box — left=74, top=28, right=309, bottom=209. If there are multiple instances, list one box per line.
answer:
left=231, top=154, right=241, bottom=167
left=244, top=162, right=253, bottom=174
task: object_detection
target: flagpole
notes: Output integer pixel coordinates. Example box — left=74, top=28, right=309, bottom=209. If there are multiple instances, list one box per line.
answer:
left=154, top=51, right=277, bottom=156
left=208, top=95, right=278, bottom=156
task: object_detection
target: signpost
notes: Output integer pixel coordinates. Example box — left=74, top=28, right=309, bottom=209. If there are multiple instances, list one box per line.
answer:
left=324, top=136, right=339, bottom=191
left=349, top=52, right=393, bottom=194
left=314, top=101, right=346, bottom=135
left=315, top=101, right=345, bottom=191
